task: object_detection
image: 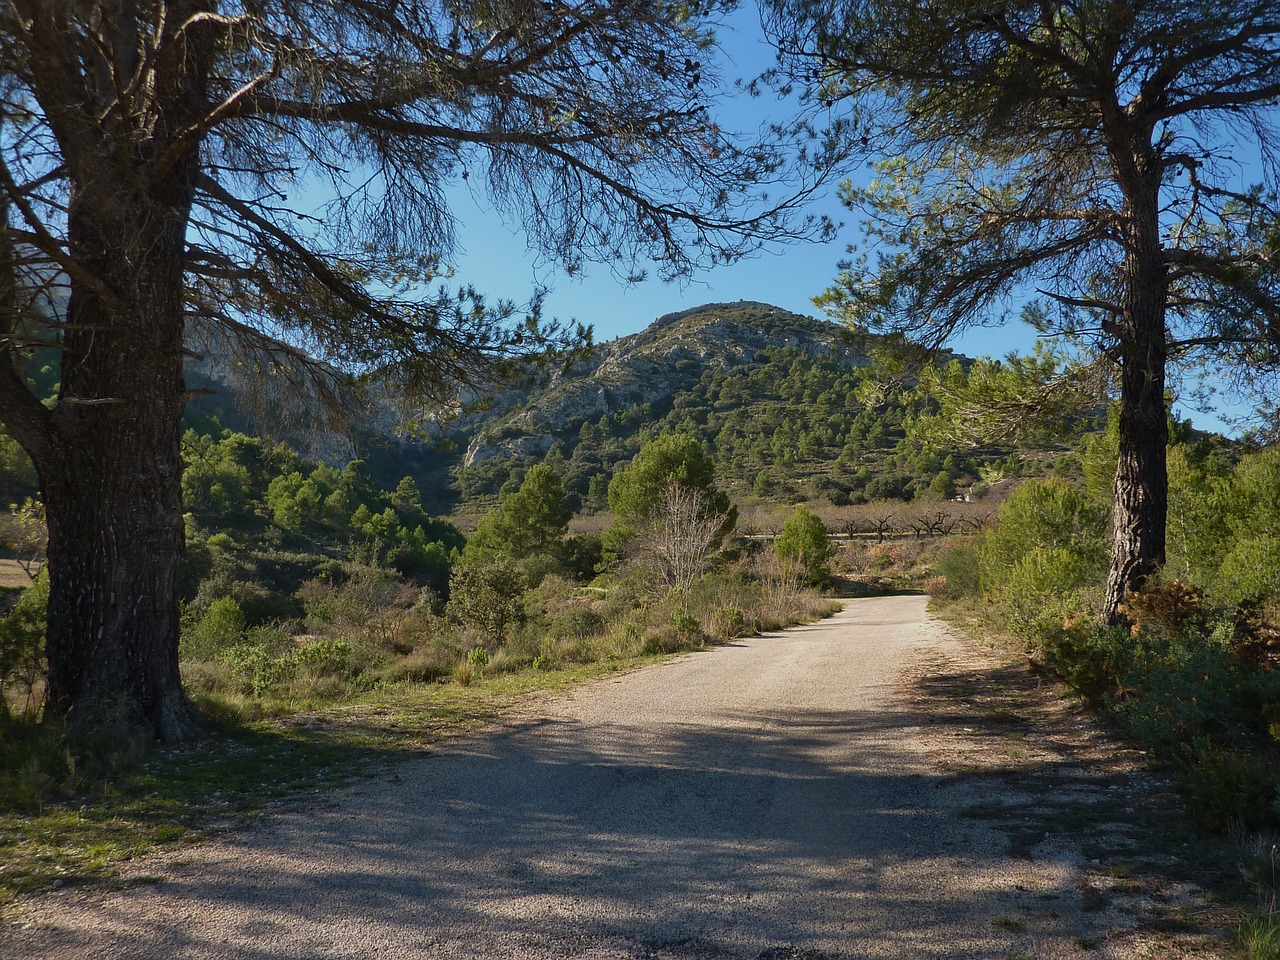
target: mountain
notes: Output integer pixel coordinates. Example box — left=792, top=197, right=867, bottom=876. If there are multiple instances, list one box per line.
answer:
left=180, top=299, right=1079, bottom=517
left=456, top=301, right=862, bottom=468
left=435, top=301, right=1021, bottom=514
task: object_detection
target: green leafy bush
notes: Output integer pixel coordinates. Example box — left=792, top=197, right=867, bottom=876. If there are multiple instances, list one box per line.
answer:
left=1108, top=624, right=1252, bottom=753
left=1003, top=547, right=1099, bottom=632
left=182, top=595, right=246, bottom=662
left=452, top=645, right=490, bottom=686
left=775, top=505, right=833, bottom=586
left=447, top=556, right=527, bottom=641
left=1180, top=739, right=1280, bottom=832
left=972, top=479, right=1107, bottom=631
left=710, top=605, right=748, bottom=640
left=295, top=638, right=354, bottom=679
left=935, top=544, right=981, bottom=598
left=1034, top=583, right=1280, bottom=832
left=977, top=479, right=1108, bottom=593
left=546, top=604, right=604, bottom=643
left=222, top=645, right=296, bottom=697
left=669, top=608, right=702, bottom=637
left=0, top=571, right=47, bottom=717
left=1037, top=623, right=1132, bottom=705
left=220, top=627, right=298, bottom=697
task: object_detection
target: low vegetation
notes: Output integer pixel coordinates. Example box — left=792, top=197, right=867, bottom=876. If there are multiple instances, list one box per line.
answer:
left=933, top=433, right=1280, bottom=833
left=924, top=422, right=1280, bottom=956
left=0, top=430, right=840, bottom=909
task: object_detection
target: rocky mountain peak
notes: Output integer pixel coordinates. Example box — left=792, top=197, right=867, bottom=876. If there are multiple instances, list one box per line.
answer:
left=461, top=302, right=860, bottom=467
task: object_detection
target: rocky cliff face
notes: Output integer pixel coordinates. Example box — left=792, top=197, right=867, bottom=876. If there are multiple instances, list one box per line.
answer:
left=458, top=301, right=861, bottom=467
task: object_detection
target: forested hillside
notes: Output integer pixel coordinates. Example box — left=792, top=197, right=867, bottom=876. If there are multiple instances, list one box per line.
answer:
left=446, top=302, right=1088, bottom=512
left=0, top=299, right=1111, bottom=643
left=164, top=301, right=1097, bottom=520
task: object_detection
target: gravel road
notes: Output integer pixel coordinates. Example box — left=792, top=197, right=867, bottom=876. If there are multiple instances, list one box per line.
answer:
left=2, top=596, right=1214, bottom=959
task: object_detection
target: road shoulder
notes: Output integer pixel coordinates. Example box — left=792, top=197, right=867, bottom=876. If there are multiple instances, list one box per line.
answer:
left=900, top=608, right=1240, bottom=958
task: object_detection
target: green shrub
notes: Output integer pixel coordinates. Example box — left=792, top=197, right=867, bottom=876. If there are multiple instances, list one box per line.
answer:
left=1181, top=739, right=1280, bottom=832
left=181, top=595, right=246, bottom=662
left=546, top=604, right=604, bottom=643
left=0, top=570, right=47, bottom=717
left=1038, top=596, right=1280, bottom=832
left=775, top=505, right=833, bottom=586
left=531, top=634, right=562, bottom=671
left=1003, top=547, right=1099, bottom=632
left=453, top=647, right=490, bottom=686
left=187, top=574, right=287, bottom=630
left=447, top=556, right=527, bottom=641
left=295, top=638, right=354, bottom=679
left=298, top=567, right=403, bottom=638
left=977, top=478, right=1107, bottom=596
left=710, top=605, right=748, bottom=640
left=935, top=544, right=981, bottom=598
left=1038, top=623, right=1132, bottom=704
left=220, top=630, right=298, bottom=697
left=1108, top=623, right=1254, bottom=753
left=1219, top=537, right=1280, bottom=609
left=206, top=532, right=235, bottom=551
left=669, top=608, right=702, bottom=638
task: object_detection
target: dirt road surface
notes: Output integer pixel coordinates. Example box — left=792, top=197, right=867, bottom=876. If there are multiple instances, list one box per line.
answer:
left=3, top=596, right=1227, bottom=959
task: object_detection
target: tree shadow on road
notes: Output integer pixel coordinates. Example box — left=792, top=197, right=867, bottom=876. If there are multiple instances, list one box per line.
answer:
left=8, top=681, right=1234, bottom=960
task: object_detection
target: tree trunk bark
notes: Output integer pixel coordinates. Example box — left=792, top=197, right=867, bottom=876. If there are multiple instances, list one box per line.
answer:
left=1103, top=330, right=1168, bottom=622
left=41, top=400, right=200, bottom=742
left=37, top=177, right=202, bottom=743
left=1104, top=167, right=1169, bottom=623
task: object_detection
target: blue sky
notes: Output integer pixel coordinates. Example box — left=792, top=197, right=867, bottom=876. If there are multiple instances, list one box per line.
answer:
left=432, top=8, right=1241, bottom=435
left=441, top=11, right=1034, bottom=348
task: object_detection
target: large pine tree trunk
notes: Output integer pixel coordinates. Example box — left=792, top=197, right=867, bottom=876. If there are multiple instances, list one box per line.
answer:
left=1103, top=332, right=1168, bottom=622
left=41, top=398, right=200, bottom=742
left=38, top=176, right=202, bottom=742
left=1103, top=167, right=1169, bottom=623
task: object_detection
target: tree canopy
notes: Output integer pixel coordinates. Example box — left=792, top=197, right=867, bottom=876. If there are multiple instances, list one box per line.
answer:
left=765, top=0, right=1280, bottom=619
left=774, top=504, right=832, bottom=586
left=607, top=432, right=735, bottom=543
left=0, top=0, right=826, bottom=739
left=463, top=462, right=571, bottom=566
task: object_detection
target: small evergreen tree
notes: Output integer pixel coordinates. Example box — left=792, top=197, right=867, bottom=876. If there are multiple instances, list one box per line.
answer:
left=607, top=434, right=735, bottom=548
left=464, top=463, right=571, bottom=567
left=775, top=506, right=833, bottom=586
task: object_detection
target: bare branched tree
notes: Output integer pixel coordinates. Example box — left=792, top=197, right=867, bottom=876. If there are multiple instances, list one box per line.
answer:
left=0, top=497, right=45, bottom=579
left=631, top=482, right=729, bottom=597
left=0, top=0, right=835, bottom=739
